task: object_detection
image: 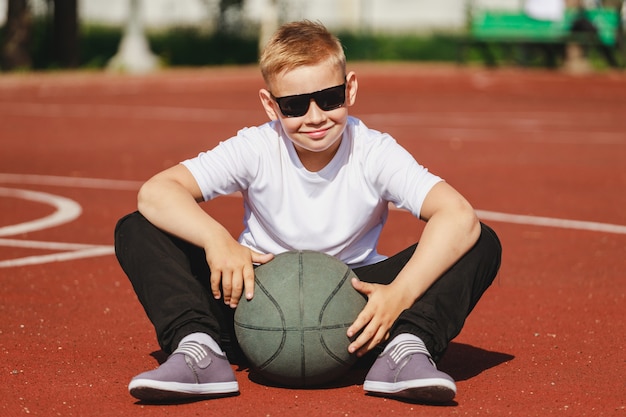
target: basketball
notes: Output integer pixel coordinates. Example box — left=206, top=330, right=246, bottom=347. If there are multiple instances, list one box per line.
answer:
left=233, top=250, right=366, bottom=387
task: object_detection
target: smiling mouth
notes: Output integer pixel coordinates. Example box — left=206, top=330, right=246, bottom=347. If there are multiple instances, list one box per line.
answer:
left=305, top=128, right=330, bottom=139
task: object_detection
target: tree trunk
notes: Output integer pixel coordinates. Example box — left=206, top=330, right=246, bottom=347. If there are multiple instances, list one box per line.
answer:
left=1, top=0, right=32, bottom=71
left=52, top=0, right=79, bottom=67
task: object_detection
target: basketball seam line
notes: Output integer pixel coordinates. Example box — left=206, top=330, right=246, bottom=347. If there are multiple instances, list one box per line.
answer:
left=319, top=267, right=356, bottom=367
left=251, top=275, right=287, bottom=370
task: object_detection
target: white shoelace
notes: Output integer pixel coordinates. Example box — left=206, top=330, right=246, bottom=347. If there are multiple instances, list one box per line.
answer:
left=174, top=341, right=208, bottom=363
left=388, top=341, right=436, bottom=368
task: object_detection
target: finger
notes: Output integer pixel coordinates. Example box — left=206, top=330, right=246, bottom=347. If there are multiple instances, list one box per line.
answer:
left=251, top=250, right=274, bottom=265
left=348, top=322, right=374, bottom=354
left=347, top=308, right=370, bottom=339
left=350, top=319, right=388, bottom=357
left=351, top=277, right=373, bottom=296
left=347, top=305, right=375, bottom=349
left=242, top=262, right=256, bottom=301
left=221, top=270, right=233, bottom=305
left=228, top=270, right=246, bottom=308
left=356, top=329, right=390, bottom=357
left=210, top=271, right=222, bottom=300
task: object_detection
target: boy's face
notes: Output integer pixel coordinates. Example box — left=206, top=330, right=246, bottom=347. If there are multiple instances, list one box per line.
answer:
left=259, top=62, right=358, bottom=170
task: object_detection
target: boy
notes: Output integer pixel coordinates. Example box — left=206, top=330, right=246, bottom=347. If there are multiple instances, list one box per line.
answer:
left=114, top=20, right=501, bottom=404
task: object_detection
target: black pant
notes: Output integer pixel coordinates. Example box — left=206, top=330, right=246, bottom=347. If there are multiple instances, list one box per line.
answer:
left=114, top=211, right=501, bottom=363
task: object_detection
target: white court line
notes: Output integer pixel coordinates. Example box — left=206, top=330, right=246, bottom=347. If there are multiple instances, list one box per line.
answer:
left=2, top=102, right=624, bottom=144
left=0, top=187, right=82, bottom=236
left=0, top=186, right=111, bottom=268
left=0, top=173, right=143, bottom=190
left=388, top=207, right=626, bottom=235
left=474, top=210, right=626, bottom=235
left=0, top=238, right=107, bottom=250
left=0, top=101, right=255, bottom=122
left=2, top=172, right=626, bottom=235
left=0, top=238, right=114, bottom=268
left=0, top=173, right=624, bottom=268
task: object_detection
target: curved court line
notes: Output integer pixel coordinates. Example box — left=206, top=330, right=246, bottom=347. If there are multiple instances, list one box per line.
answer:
left=0, top=187, right=82, bottom=237
left=1, top=173, right=625, bottom=236
left=0, top=188, right=114, bottom=268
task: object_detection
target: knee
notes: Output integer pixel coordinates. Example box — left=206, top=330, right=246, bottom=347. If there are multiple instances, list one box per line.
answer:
left=479, top=222, right=502, bottom=267
left=115, top=211, right=145, bottom=238
left=480, top=222, right=501, bottom=247
left=114, top=211, right=148, bottom=253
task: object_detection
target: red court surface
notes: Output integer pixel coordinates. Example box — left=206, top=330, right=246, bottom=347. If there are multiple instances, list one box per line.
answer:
left=1, top=63, right=625, bottom=416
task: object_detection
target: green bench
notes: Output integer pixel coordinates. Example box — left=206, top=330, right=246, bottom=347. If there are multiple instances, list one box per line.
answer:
left=460, top=8, right=623, bottom=67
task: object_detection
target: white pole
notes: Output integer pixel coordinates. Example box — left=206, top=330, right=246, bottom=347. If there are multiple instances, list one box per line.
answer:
left=259, top=0, right=279, bottom=53
left=107, top=0, right=159, bottom=74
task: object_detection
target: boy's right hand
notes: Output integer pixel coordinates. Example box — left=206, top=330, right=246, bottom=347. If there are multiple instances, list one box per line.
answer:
left=205, top=238, right=274, bottom=308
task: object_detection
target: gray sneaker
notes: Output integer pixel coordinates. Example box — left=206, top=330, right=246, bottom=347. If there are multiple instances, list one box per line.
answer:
left=363, top=340, right=456, bottom=403
left=128, top=341, right=239, bottom=402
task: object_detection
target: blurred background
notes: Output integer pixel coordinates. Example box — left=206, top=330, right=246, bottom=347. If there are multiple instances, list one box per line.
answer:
left=1, top=0, right=624, bottom=72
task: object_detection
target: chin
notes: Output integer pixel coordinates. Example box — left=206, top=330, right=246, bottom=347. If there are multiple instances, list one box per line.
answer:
left=305, top=139, right=340, bottom=153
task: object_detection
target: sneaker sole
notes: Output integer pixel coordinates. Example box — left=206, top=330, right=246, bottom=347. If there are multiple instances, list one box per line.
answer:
left=129, top=379, right=239, bottom=402
left=364, top=377, right=456, bottom=403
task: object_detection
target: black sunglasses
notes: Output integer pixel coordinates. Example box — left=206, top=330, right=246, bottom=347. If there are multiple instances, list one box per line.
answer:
left=271, top=83, right=346, bottom=118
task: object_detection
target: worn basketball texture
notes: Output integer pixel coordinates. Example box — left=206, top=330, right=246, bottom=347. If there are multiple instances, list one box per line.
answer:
left=234, top=250, right=366, bottom=387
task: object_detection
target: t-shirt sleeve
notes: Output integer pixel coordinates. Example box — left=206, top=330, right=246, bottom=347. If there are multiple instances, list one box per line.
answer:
left=365, top=132, right=443, bottom=219
left=181, top=126, right=266, bottom=201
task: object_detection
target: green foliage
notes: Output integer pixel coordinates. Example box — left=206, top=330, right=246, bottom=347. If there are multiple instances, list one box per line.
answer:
left=27, top=21, right=259, bottom=70
left=79, top=24, right=122, bottom=69
left=27, top=18, right=122, bottom=69
left=30, top=16, right=54, bottom=69
left=4, top=17, right=466, bottom=71
left=149, top=27, right=258, bottom=67
left=339, top=32, right=461, bottom=62
left=4, top=18, right=620, bottom=71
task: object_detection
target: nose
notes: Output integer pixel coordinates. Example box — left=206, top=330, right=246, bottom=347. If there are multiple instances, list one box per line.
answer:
left=304, top=99, right=326, bottom=123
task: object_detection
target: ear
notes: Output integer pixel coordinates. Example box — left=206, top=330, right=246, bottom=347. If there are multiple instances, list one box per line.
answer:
left=345, top=71, right=358, bottom=107
left=259, top=88, right=279, bottom=120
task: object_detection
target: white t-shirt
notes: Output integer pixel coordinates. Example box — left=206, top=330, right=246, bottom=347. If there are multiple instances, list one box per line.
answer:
left=182, top=116, right=442, bottom=267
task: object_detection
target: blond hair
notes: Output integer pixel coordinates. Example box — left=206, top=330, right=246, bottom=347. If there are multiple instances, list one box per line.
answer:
left=259, top=20, right=346, bottom=87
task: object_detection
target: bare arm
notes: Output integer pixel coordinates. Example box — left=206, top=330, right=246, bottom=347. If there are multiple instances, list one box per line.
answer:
left=138, top=164, right=225, bottom=247
left=137, top=164, right=273, bottom=307
left=347, top=181, right=480, bottom=355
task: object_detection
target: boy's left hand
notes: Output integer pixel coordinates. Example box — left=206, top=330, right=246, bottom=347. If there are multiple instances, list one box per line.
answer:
left=347, top=277, right=412, bottom=357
